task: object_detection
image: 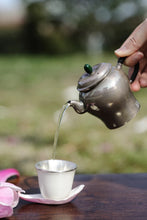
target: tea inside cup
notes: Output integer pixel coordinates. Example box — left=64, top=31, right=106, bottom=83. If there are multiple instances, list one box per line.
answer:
left=35, top=159, right=77, bottom=200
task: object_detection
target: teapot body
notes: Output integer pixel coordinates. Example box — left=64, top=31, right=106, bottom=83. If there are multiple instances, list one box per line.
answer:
left=79, top=65, right=140, bottom=129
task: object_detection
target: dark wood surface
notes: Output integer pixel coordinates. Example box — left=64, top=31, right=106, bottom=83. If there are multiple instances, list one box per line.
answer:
left=9, top=173, right=147, bottom=220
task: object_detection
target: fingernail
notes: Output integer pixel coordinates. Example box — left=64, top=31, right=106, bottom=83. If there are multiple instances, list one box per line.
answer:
left=114, top=48, right=121, bottom=53
left=115, top=46, right=126, bottom=53
left=115, top=46, right=129, bottom=56
left=114, top=48, right=124, bottom=56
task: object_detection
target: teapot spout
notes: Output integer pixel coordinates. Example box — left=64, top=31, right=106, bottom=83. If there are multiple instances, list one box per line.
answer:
left=68, top=100, right=86, bottom=114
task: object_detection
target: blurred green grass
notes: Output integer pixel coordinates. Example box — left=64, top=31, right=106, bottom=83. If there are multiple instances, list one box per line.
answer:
left=0, top=54, right=146, bottom=175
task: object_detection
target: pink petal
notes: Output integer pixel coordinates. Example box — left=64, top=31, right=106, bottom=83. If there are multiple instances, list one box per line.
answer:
left=0, top=182, right=24, bottom=193
left=0, top=182, right=25, bottom=218
left=12, top=191, right=20, bottom=208
left=0, top=187, right=14, bottom=206
left=0, top=203, right=13, bottom=218
left=0, top=182, right=25, bottom=208
left=0, top=168, right=19, bottom=182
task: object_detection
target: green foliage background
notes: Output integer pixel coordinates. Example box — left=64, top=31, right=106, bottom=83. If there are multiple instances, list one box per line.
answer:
left=0, top=54, right=146, bottom=175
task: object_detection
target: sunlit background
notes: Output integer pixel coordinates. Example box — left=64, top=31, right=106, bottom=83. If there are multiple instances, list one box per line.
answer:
left=0, top=0, right=146, bottom=175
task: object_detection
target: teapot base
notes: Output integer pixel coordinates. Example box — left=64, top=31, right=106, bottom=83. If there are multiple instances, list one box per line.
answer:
left=88, top=100, right=140, bottom=129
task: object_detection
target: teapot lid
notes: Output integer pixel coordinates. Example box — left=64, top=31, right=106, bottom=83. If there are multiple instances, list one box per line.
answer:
left=77, top=63, right=112, bottom=92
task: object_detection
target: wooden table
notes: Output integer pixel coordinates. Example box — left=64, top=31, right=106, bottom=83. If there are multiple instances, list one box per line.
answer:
left=9, top=173, right=147, bottom=220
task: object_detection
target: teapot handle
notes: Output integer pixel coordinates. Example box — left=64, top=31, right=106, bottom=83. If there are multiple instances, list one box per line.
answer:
left=117, top=57, right=139, bottom=83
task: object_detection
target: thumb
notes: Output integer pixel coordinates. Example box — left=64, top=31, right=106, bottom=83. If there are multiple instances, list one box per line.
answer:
left=115, top=19, right=147, bottom=57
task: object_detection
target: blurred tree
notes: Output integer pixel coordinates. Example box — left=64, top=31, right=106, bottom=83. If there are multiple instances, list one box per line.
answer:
left=0, top=0, right=146, bottom=54
left=23, top=2, right=47, bottom=53
left=23, top=0, right=146, bottom=54
left=0, top=29, right=23, bottom=54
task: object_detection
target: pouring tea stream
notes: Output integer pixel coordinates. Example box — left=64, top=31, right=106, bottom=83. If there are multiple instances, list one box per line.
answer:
left=52, top=103, right=70, bottom=159
left=51, top=57, right=140, bottom=158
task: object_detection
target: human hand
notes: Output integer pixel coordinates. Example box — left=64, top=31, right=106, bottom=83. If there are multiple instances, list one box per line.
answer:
left=115, top=19, right=147, bottom=91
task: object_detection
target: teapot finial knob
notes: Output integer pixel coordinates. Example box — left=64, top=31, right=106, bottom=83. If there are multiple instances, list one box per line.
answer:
left=84, top=64, right=92, bottom=74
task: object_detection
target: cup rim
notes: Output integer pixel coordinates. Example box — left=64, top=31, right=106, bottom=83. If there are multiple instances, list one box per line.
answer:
left=35, top=159, right=77, bottom=174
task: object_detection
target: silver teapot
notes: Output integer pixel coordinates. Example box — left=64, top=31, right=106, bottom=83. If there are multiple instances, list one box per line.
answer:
left=68, top=57, right=140, bottom=129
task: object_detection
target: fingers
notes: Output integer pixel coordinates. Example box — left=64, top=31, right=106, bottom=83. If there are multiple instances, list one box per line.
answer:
left=129, top=64, right=147, bottom=91
left=124, top=51, right=144, bottom=66
left=115, top=19, right=147, bottom=57
left=129, top=68, right=141, bottom=91
left=139, top=72, right=147, bottom=88
left=130, top=81, right=141, bottom=92
left=114, top=19, right=147, bottom=91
